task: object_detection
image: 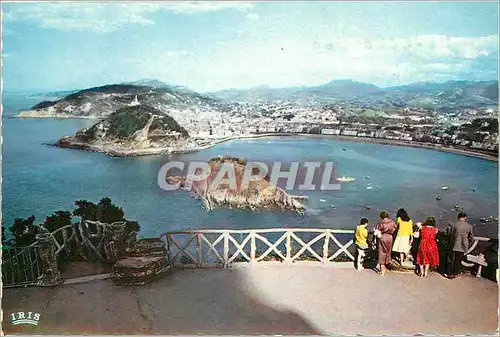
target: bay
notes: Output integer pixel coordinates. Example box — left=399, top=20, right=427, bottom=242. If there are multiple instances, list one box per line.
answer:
left=2, top=95, right=498, bottom=238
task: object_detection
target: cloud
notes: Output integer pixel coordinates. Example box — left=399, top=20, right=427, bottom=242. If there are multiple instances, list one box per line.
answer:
left=246, top=13, right=260, bottom=21
left=164, top=50, right=192, bottom=58
left=2, top=2, right=255, bottom=32
left=161, top=1, right=253, bottom=13
left=186, top=34, right=499, bottom=90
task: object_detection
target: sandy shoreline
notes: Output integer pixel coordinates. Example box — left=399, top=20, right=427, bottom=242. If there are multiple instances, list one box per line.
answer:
left=55, top=132, right=498, bottom=162
left=214, top=133, right=498, bottom=162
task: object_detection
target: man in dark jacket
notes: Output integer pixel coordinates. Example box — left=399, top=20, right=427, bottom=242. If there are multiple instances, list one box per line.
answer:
left=444, top=212, right=474, bottom=279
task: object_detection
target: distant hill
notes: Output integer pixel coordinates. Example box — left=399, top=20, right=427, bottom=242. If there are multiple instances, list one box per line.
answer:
left=122, top=79, right=195, bottom=93
left=381, top=80, right=498, bottom=111
left=211, top=79, right=383, bottom=104
left=28, top=89, right=81, bottom=99
left=210, top=79, right=498, bottom=110
left=16, top=78, right=498, bottom=119
left=17, top=83, right=221, bottom=118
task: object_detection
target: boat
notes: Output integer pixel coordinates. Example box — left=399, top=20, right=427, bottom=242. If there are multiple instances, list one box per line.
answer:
left=366, top=186, right=373, bottom=190
left=342, top=148, right=347, bottom=151
left=480, top=216, right=498, bottom=223
left=320, top=199, right=326, bottom=202
left=337, top=176, right=355, bottom=182
left=441, top=186, right=449, bottom=190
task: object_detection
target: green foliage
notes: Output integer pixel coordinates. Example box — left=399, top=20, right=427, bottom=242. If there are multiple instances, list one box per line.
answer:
left=106, top=105, right=189, bottom=139
left=73, top=197, right=139, bottom=234
left=74, top=197, right=126, bottom=223
left=9, top=216, right=41, bottom=247
left=124, top=220, right=140, bottom=234
left=73, top=199, right=99, bottom=220
left=107, top=106, right=152, bottom=138
left=5, top=197, right=141, bottom=249
left=43, top=211, right=72, bottom=232
left=151, top=114, right=189, bottom=137
left=43, top=210, right=72, bottom=246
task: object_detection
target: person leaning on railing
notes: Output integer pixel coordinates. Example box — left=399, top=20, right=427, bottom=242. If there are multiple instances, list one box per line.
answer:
left=374, top=211, right=397, bottom=276
left=392, top=208, right=414, bottom=264
left=355, top=218, right=369, bottom=271
left=444, top=212, right=474, bottom=279
left=416, top=216, right=440, bottom=278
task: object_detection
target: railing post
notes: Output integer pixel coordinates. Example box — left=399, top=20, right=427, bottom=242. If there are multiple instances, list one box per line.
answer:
left=197, top=233, right=203, bottom=267
left=250, top=231, right=256, bottom=265
left=285, top=230, right=292, bottom=264
left=36, top=229, right=63, bottom=287
left=223, top=231, right=229, bottom=268
left=323, top=229, right=330, bottom=265
left=62, top=228, right=70, bottom=256
left=166, top=234, right=173, bottom=268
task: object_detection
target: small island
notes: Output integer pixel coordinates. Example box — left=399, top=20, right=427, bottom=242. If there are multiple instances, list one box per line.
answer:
left=166, top=156, right=308, bottom=213
left=56, top=105, right=199, bottom=156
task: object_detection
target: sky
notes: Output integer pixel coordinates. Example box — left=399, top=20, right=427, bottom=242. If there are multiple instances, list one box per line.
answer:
left=1, top=1, right=499, bottom=93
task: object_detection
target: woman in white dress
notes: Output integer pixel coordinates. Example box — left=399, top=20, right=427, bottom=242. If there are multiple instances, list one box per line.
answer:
left=392, top=208, right=414, bottom=264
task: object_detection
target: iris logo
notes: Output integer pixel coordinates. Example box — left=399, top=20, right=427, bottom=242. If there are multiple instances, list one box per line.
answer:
left=10, top=311, right=41, bottom=326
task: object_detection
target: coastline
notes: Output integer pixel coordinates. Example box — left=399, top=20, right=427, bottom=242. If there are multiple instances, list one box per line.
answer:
left=55, top=132, right=498, bottom=162
left=12, top=114, right=102, bottom=120
left=212, top=133, right=499, bottom=163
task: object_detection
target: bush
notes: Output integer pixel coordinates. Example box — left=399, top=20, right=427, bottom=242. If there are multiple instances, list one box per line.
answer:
left=8, top=216, right=41, bottom=247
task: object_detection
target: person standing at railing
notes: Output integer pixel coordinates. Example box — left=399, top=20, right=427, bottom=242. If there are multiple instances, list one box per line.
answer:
left=392, top=208, right=414, bottom=265
left=374, top=211, right=397, bottom=276
left=444, top=212, right=474, bottom=279
left=355, top=218, right=369, bottom=271
left=416, top=217, right=439, bottom=277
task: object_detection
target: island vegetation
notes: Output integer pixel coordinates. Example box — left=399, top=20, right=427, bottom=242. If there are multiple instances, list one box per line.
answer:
left=56, top=105, right=194, bottom=156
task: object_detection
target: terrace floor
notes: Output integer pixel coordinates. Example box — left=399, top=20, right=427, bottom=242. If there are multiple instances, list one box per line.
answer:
left=2, top=265, right=498, bottom=335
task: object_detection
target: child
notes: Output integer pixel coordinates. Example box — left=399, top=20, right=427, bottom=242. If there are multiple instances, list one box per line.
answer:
left=355, top=218, right=369, bottom=271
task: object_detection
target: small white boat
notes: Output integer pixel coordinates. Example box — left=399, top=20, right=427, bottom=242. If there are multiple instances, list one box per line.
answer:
left=366, top=186, right=373, bottom=190
left=320, top=199, right=326, bottom=202
left=441, top=186, right=449, bottom=190
left=337, top=176, right=355, bottom=182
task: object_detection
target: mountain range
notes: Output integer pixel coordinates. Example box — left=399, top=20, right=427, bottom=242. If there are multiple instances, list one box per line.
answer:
left=209, top=79, right=498, bottom=110
left=16, top=78, right=498, bottom=118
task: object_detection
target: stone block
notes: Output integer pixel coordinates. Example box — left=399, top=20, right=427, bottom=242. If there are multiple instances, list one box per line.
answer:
left=112, top=256, right=167, bottom=286
left=125, top=238, right=166, bottom=258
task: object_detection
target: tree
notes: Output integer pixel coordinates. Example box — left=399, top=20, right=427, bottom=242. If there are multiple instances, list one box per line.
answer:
left=9, top=216, right=41, bottom=247
left=73, top=197, right=140, bottom=234
left=74, top=197, right=125, bottom=223
left=73, top=200, right=98, bottom=220
left=43, top=211, right=72, bottom=245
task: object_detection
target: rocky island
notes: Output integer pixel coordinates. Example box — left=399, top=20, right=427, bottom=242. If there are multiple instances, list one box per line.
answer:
left=56, top=105, right=198, bottom=156
left=166, top=156, right=308, bottom=213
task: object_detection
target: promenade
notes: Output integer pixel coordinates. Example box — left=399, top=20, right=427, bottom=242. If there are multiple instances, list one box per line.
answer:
left=3, top=265, right=498, bottom=335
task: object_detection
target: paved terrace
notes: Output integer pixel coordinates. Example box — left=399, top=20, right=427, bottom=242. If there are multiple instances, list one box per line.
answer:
left=3, top=265, right=498, bottom=335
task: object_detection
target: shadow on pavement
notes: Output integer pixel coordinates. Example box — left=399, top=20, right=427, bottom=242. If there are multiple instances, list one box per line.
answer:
left=2, top=267, right=322, bottom=335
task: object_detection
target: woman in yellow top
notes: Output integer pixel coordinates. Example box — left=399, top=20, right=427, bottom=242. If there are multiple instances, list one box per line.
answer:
left=355, top=218, right=369, bottom=271
left=392, top=208, right=413, bottom=263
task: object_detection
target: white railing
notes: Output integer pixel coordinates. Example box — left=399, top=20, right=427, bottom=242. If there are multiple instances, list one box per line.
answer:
left=462, top=236, right=492, bottom=271
left=159, top=228, right=356, bottom=268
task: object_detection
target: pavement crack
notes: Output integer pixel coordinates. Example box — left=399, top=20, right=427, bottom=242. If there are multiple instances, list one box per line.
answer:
left=131, top=287, right=153, bottom=333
